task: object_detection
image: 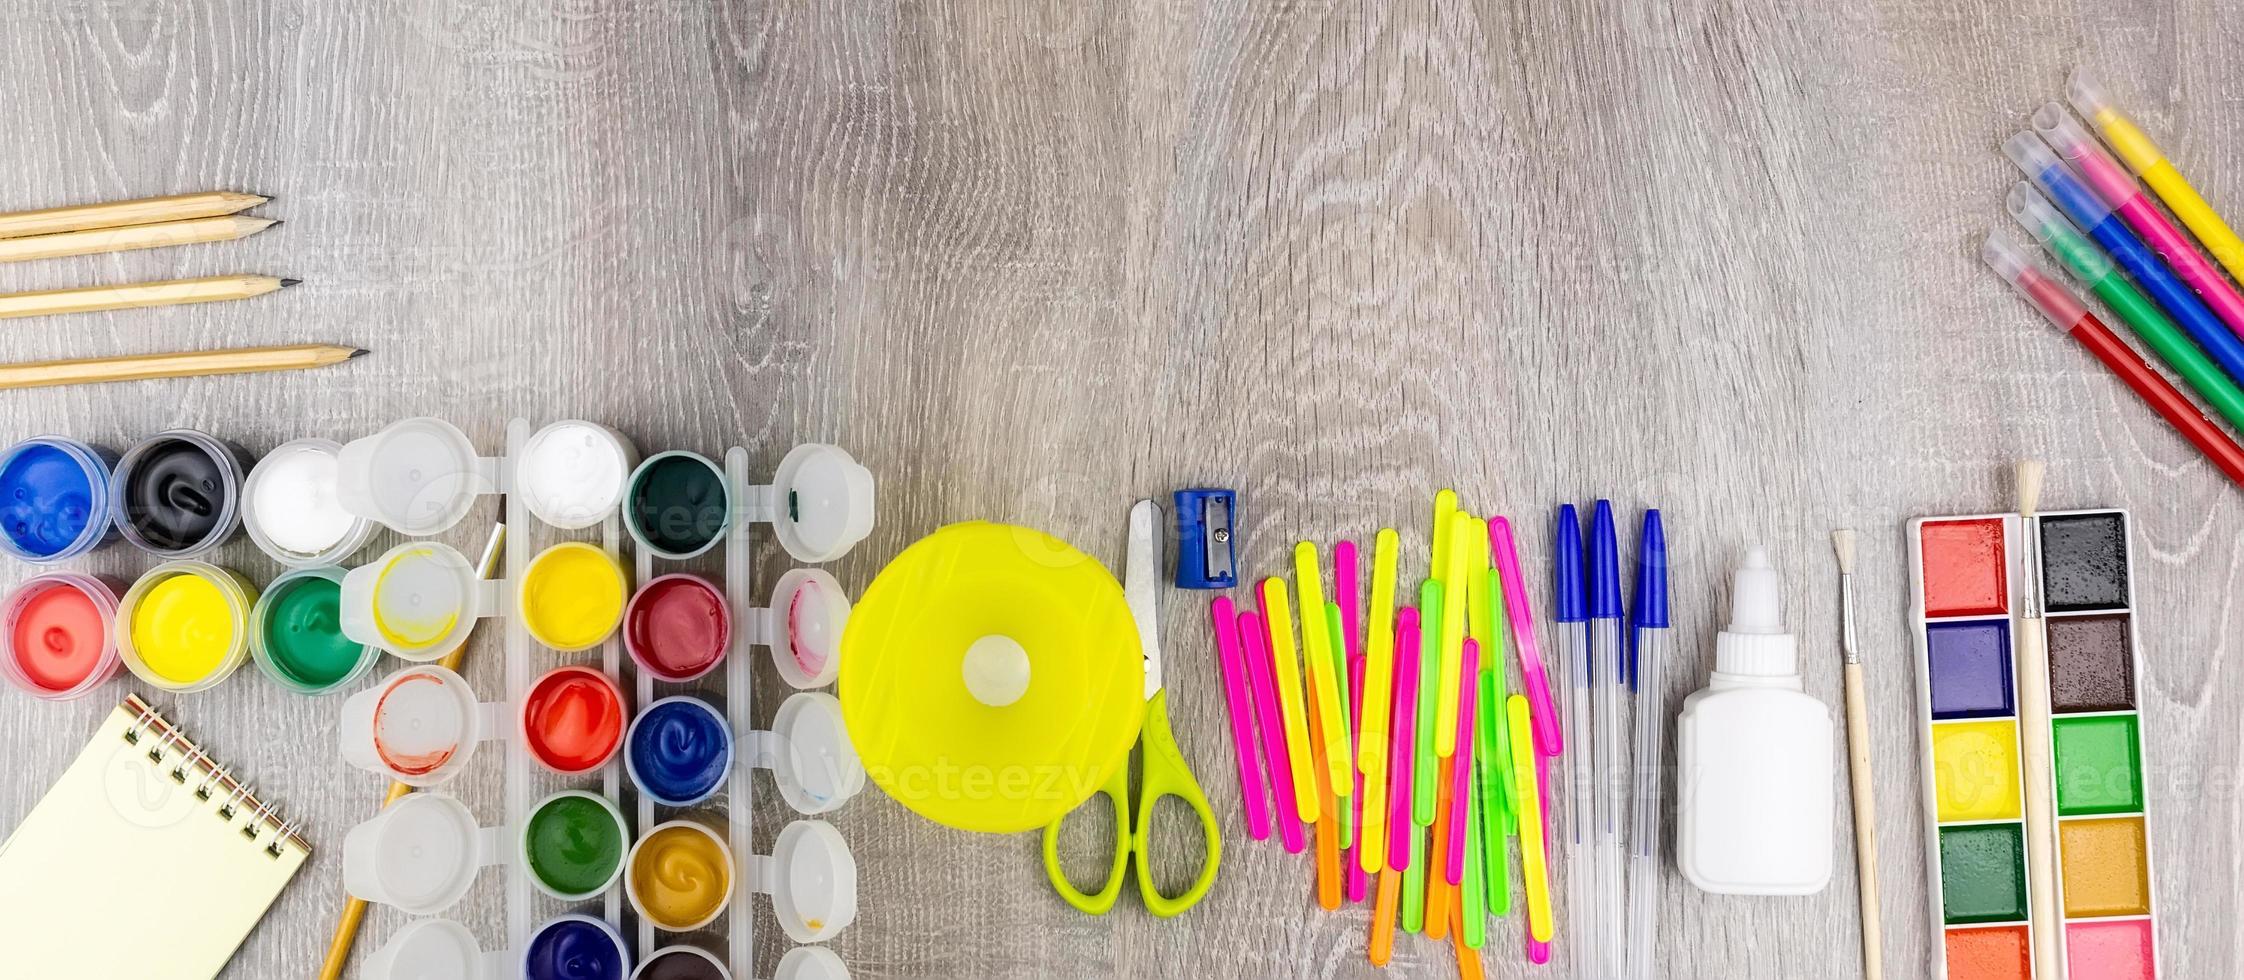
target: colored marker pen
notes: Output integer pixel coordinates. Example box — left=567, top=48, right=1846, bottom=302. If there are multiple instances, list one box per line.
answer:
left=2033, top=103, right=2244, bottom=343
left=2070, top=67, right=2244, bottom=285
left=1588, top=500, right=1627, bottom=977
left=1552, top=504, right=1598, bottom=980
left=2006, top=182, right=2244, bottom=431
left=1625, top=510, right=1669, bottom=980
left=2005, top=131, right=2244, bottom=388
left=1984, top=231, right=2244, bottom=488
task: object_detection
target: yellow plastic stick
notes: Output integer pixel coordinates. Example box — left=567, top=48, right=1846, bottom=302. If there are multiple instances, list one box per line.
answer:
left=1509, top=695, right=1555, bottom=943
left=1436, top=511, right=1473, bottom=757
left=2075, top=72, right=2244, bottom=282
left=1432, top=490, right=1457, bottom=587
left=1295, top=542, right=1352, bottom=795
left=1358, top=529, right=1400, bottom=874
left=1261, top=578, right=1320, bottom=823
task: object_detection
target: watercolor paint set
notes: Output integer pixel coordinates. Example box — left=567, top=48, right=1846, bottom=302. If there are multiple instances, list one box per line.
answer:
left=1907, top=508, right=2159, bottom=980
left=0, top=417, right=876, bottom=980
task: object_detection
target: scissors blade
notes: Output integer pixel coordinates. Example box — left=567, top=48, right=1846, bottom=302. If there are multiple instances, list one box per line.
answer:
left=1127, top=498, right=1161, bottom=700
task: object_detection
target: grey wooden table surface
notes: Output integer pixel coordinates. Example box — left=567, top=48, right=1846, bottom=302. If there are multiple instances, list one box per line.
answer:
left=3, top=1, right=2239, bottom=977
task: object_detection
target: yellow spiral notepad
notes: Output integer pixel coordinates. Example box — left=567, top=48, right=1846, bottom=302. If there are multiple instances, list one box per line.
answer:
left=0, top=695, right=309, bottom=979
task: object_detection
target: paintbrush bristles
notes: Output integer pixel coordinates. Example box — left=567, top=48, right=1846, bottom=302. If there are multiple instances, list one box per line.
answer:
left=2017, top=460, right=2046, bottom=518
left=1831, top=529, right=1857, bottom=574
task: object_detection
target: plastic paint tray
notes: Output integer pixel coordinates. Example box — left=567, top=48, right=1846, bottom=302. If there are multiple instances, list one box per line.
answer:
left=1907, top=509, right=2160, bottom=979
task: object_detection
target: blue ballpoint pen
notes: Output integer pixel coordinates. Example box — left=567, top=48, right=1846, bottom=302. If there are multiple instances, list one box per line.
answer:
left=1553, top=505, right=1595, bottom=980
left=1625, top=510, right=1669, bottom=980
left=2006, top=131, right=2244, bottom=386
left=1588, top=501, right=1627, bottom=979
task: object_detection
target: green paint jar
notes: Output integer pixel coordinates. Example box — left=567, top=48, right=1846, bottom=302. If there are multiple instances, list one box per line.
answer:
left=523, top=790, right=629, bottom=900
left=250, top=566, right=377, bottom=695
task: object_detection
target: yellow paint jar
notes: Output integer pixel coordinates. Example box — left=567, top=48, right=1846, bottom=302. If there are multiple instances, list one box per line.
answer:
left=116, top=560, right=258, bottom=693
left=519, top=542, right=628, bottom=652
left=626, top=819, right=734, bottom=931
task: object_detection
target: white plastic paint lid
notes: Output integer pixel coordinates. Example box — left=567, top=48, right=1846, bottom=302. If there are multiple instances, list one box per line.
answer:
left=770, top=568, right=849, bottom=689
left=342, top=792, right=489, bottom=915
left=517, top=420, right=638, bottom=530
left=341, top=542, right=485, bottom=660
left=364, top=919, right=503, bottom=980
left=339, top=664, right=484, bottom=787
left=776, top=947, right=851, bottom=980
left=765, top=820, right=857, bottom=943
left=337, top=417, right=492, bottom=535
left=242, top=438, right=373, bottom=567
left=767, top=444, right=875, bottom=564
left=768, top=692, right=864, bottom=815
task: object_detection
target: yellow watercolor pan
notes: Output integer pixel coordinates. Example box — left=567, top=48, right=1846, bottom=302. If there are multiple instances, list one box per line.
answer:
left=1930, top=719, right=2022, bottom=823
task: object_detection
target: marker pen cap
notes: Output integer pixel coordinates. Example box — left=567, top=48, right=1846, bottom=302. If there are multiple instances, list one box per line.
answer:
left=342, top=791, right=503, bottom=915
left=2005, top=184, right=2119, bottom=281
left=241, top=437, right=375, bottom=568
left=758, top=444, right=876, bottom=564
left=517, top=419, right=640, bottom=530
left=341, top=541, right=497, bottom=660
left=337, top=417, right=496, bottom=536
left=758, top=568, right=851, bottom=689
left=114, top=561, right=258, bottom=694
left=0, top=436, right=119, bottom=563
left=746, top=692, right=865, bottom=815
left=0, top=572, right=123, bottom=700
left=109, top=430, right=250, bottom=558
left=2004, top=131, right=2115, bottom=229
left=364, top=920, right=507, bottom=980
left=631, top=945, right=733, bottom=980
left=774, top=947, right=852, bottom=980
left=756, top=819, right=860, bottom=943
left=339, top=664, right=499, bottom=787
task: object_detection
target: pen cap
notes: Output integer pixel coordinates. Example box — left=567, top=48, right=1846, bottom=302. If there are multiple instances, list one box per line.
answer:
left=2006, top=183, right=2116, bottom=282
left=1982, top=232, right=2090, bottom=330
left=2033, top=103, right=2141, bottom=205
left=2004, top=131, right=2114, bottom=228
left=1553, top=504, right=1586, bottom=622
left=1588, top=500, right=1622, bottom=618
left=1632, top=509, right=1669, bottom=629
left=2067, top=66, right=2118, bottom=121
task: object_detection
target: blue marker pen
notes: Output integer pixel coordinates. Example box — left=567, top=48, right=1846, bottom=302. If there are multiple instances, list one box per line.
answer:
left=1588, top=501, right=1627, bottom=977
left=2006, top=131, right=2244, bottom=386
left=1624, top=510, right=1669, bottom=980
left=1552, top=505, right=1596, bottom=980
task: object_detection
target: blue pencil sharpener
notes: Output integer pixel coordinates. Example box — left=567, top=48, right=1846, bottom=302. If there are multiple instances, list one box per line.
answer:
left=1172, top=488, right=1237, bottom=589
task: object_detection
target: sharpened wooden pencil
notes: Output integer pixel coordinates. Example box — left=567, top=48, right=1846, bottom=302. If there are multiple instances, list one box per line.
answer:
left=0, top=344, right=362, bottom=390
left=0, top=274, right=295, bottom=319
left=0, top=191, right=268, bottom=239
left=0, top=215, right=279, bottom=263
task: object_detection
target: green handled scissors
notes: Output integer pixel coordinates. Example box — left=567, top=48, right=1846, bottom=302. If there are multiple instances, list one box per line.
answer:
left=1040, top=498, right=1222, bottom=917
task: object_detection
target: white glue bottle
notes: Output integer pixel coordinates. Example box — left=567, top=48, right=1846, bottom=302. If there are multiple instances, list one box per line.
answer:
left=1677, top=545, right=1834, bottom=895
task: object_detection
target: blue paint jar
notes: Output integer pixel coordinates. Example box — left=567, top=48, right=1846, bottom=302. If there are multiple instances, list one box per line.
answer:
left=625, top=695, right=733, bottom=807
left=0, top=436, right=119, bottom=563
left=523, top=913, right=631, bottom=980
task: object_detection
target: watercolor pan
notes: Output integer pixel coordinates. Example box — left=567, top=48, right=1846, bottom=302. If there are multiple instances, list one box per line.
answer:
left=1908, top=508, right=2160, bottom=979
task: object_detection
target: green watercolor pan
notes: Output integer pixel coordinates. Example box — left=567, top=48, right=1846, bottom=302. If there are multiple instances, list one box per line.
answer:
left=1907, top=508, right=2160, bottom=979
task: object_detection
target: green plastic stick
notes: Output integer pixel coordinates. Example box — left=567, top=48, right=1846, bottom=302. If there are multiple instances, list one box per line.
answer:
left=1402, top=824, right=1427, bottom=933
left=1325, top=602, right=1355, bottom=850
left=1462, top=786, right=1488, bottom=948
left=1478, top=738, right=1513, bottom=916
left=1414, top=581, right=1444, bottom=827
left=2040, top=208, right=2244, bottom=430
left=1482, top=569, right=1516, bottom=835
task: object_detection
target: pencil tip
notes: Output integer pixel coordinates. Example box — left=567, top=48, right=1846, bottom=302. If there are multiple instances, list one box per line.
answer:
left=266, top=218, right=283, bottom=227
left=279, top=278, right=303, bottom=288
left=348, top=348, right=369, bottom=359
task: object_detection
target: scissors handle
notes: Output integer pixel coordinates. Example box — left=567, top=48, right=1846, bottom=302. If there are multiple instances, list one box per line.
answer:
left=1042, top=751, right=1132, bottom=915
left=1131, top=690, right=1222, bottom=918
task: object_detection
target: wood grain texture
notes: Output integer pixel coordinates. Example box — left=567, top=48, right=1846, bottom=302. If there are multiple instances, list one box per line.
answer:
left=2, top=0, right=2240, bottom=976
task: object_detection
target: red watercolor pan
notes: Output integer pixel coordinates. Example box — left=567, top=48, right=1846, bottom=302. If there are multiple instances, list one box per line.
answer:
left=1920, top=519, right=2009, bottom=617
left=521, top=665, right=627, bottom=773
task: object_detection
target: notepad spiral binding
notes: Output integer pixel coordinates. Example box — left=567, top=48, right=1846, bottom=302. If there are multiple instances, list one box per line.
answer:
left=118, top=693, right=310, bottom=858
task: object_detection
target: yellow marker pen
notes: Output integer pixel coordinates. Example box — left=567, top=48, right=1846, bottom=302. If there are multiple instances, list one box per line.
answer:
left=1294, top=542, right=1351, bottom=795
left=2071, top=68, right=2244, bottom=282
left=1261, top=578, right=1320, bottom=823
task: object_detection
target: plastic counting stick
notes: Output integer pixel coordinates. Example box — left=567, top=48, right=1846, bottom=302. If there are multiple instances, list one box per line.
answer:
left=1327, top=604, right=1356, bottom=851
left=1509, top=695, right=1555, bottom=942
left=1436, top=513, right=1472, bottom=757
left=1414, top=581, right=1444, bottom=827
left=1238, top=609, right=1306, bottom=853
left=1385, top=608, right=1421, bottom=868
left=1446, top=638, right=1481, bottom=886
left=1294, top=543, right=1351, bottom=795
left=1259, top=579, right=1319, bottom=824
left=1208, top=598, right=1270, bottom=841
left=1309, top=689, right=1341, bottom=911
left=1358, top=528, right=1400, bottom=873
left=1490, top=516, right=1562, bottom=755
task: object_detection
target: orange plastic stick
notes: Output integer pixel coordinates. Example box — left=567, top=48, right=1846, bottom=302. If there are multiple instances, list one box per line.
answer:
left=1310, top=694, right=1342, bottom=911
left=1426, top=773, right=1455, bottom=939
left=1370, top=869, right=1401, bottom=966
left=1451, top=900, right=1486, bottom=980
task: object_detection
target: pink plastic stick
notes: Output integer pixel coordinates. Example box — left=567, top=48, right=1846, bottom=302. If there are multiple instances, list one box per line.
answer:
left=1444, top=638, right=1481, bottom=885
left=1335, top=540, right=1362, bottom=661
left=1490, top=516, right=1563, bottom=756
left=1239, top=609, right=1306, bottom=853
left=1210, top=597, right=1270, bottom=841
left=1386, top=608, right=1421, bottom=869
left=1344, top=653, right=1370, bottom=903
left=2068, top=134, right=2244, bottom=340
